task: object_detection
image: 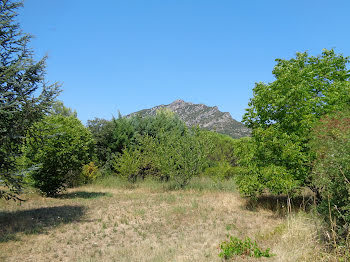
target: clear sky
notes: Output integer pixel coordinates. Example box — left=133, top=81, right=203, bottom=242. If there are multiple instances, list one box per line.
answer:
left=18, top=0, right=350, bottom=124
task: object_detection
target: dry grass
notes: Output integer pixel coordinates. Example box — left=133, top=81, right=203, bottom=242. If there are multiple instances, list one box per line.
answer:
left=0, top=178, right=336, bottom=261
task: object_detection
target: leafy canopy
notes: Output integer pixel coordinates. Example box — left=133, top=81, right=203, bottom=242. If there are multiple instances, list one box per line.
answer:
left=23, top=115, right=94, bottom=196
left=237, top=49, right=350, bottom=197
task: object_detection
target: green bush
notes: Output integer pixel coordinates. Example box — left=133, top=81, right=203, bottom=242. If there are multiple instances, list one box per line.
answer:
left=112, top=134, right=162, bottom=182
left=233, top=130, right=306, bottom=198
left=112, top=127, right=212, bottom=188
left=113, top=148, right=142, bottom=183
left=156, top=128, right=211, bottom=188
left=219, top=235, right=274, bottom=259
left=80, top=162, right=100, bottom=184
left=23, top=115, right=94, bottom=196
left=310, top=110, right=350, bottom=238
left=88, top=109, right=186, bottom=170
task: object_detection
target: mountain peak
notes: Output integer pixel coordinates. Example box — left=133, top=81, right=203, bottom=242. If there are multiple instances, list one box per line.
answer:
left=168, top=99, right=192, bottom=110
left=128, top=101, right=250, bottom=138
left=171, top=99, right=185, bottom=104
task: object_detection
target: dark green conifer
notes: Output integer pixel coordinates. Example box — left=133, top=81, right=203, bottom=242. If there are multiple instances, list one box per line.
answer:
left=0, top=0, right=60, bottom=200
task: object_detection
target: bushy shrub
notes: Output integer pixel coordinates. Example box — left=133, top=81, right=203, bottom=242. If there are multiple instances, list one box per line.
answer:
left=112, top=134, right=162, bottom=182
left=23, top=115, right=95, bottom=196
left=233, top=132, right=304, bottom=198
left=112, top=126, right=212, bottom=188
left=80, top=162, right=100, bottom=184
left=88, top=109, right=186, bottom=170
left=156, top=128, right=212, bottom=188
left=110, top=110, right=211, bottom=187
left=113, top=148, right=142, bottom=183
left=310, top=110, right=350, bottom=238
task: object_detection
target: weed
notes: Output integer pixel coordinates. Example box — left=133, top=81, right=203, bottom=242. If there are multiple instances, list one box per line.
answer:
left=219, top=235, right=274, bottom=259
left=225, top=223, right=237, bottom=231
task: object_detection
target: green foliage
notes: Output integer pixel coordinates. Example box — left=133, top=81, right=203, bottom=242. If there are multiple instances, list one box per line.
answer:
left=111, top=113, right=136, bottom=154
left=111, top=113, right=211, bottom=188
left=134, top=108, right=186, bottom=138
left=238, top=49, right=350, bottom=197
left=204, top=161, right=235, bottom=181
left=23, top=115, right=94, bottom=196
left=112, top=109, right=186, bottom=154
left=234, top=132, right=303, bottom=198
left=204, top=131, right=237, bottom=165
left=113, top=147, right=142, bottom=183
left=112, top=133, right=166, bottom=183
left=50, top=100, right=77, bottom=117
left=80, top=162, right=100, bottom=184
left=156, top=128, right=212, bottom=188
left=310, top=109, right=350, bottom=237
left=90, top=109, right=186, bottom=175
left=219, top=235, right=274, bottom=259
left=0, top=0, right=60, bottom=200
left=201, top=131, right=238, bottom=183
left=87, top=118, right=115, bottom=166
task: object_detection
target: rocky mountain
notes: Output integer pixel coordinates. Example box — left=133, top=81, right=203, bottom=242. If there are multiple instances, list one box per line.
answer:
left=128, top=99, right=250, bottom=138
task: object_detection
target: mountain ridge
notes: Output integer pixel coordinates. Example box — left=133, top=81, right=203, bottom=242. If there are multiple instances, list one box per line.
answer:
left=128, top=99, right=250, bottom=138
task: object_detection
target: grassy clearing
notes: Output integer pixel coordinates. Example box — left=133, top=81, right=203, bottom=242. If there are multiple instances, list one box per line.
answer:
left=0, top=177, right=337, bottom=261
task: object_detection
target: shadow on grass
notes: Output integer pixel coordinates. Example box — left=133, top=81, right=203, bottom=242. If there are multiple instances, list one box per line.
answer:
left=245, top=195, right=315, bottom=216
left=0, top=205, right=85, bottom=243
left=58, top=191, right=112, bottom=199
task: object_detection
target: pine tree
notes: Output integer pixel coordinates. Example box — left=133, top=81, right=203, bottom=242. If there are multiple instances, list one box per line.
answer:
left=0, top=0, right=60, bottom=200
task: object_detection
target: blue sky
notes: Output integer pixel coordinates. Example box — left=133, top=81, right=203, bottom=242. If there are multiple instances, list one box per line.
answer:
left=19, top=0, right=350, bottom=124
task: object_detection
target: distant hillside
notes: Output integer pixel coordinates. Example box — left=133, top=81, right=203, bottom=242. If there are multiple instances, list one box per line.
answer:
left=128, top=99, right=250, bottom=138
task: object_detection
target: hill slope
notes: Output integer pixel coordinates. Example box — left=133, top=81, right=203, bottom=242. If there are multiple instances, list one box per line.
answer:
left=129, top=99, right=250, bottom=138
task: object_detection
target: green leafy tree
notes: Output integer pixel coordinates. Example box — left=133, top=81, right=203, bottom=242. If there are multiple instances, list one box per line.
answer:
left=0, top=0, right=60, bottom=200
left=23, top=115, right=94, bottom=196
left=238, top=49, right=350, bottom=197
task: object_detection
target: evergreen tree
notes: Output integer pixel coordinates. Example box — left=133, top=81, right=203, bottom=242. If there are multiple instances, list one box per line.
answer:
left=0, top=0, right=60, bottom=200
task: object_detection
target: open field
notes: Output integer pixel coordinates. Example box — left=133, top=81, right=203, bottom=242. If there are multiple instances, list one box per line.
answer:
left=0, top=178, right=334, bottom=262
